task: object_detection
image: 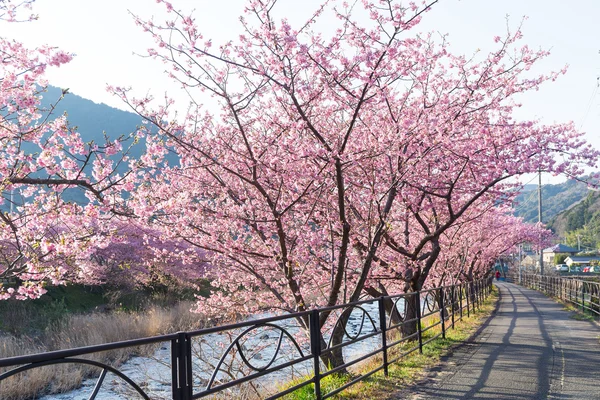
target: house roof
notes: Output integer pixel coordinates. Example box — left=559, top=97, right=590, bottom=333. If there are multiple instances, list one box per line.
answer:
left=543, top=244, right=579, bottom=253
left=565, top=256, right=600, bottom=263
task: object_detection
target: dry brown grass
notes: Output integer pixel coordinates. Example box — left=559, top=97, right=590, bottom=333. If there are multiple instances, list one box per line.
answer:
left=0, top=301, right=205, bottom=400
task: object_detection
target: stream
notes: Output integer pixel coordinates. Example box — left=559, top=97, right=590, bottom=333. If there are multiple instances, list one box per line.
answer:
left=38, top=299, right=412, bottom=399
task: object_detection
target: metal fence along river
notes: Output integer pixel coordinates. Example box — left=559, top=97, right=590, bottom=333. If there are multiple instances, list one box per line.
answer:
left=512, top=273, right=600, bottom=320
left=0, top=277, right=493, bottom=400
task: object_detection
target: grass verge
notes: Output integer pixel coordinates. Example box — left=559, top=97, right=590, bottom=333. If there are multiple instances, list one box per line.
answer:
left=280, top=287, right=498, bottom=400
left=561, top=303, right=598, bottom=322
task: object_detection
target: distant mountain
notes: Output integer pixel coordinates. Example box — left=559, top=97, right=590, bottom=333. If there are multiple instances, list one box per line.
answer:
left=40, top=86, right=145, bottom=159
left=2, top=87, right=145, bottom=208
left=513, top=179, right=592, bottom=223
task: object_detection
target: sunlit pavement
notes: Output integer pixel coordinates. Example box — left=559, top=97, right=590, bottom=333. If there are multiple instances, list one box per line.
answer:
left=393, top=281, right=600, bottom=399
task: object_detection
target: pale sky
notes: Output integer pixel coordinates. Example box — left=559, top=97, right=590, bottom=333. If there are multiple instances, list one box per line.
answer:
left=2, top=0, right=599, bottom=184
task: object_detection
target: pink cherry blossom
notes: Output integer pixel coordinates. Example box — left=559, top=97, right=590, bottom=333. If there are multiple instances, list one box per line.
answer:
left=117, top=0, right=598, bottom=351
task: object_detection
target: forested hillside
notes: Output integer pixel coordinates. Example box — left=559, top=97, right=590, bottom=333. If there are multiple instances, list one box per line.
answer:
left=548, top=190, right=600, bottom=251
left=513, top=179, right=591, bottom=223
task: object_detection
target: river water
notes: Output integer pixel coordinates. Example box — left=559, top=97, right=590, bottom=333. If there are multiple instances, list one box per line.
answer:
left=38, top=299, right=413, bottom=399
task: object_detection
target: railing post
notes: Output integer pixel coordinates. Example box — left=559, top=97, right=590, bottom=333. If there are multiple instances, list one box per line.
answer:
left=476, top=281, right=480, bottom=309
left=309, top=309, right=322, bottom=400
left=556, top=278, right=564, bottom=300
left=465, top=283, right=470, bottom=318
left=415, top=292, right=423, bottom=354
left=569, top=280, right=573, bottom=303
left=582, top=282, right=586, bottom=314
left=172, top=332, right=192, bottom=400
left=481, top=280, right=485, bottom=303
left=439, top=288, right=446, bottom=339
left=471, top=282, right=476, bottom=314
left=450, top=286, right=455, bottom=329
left=171, top=337, right=180, bottom=400
left=459, top=284, right=463, bottom=320
left=378, top=297, right=389, bottom=377
left=474, top=281, right=478, bottom=310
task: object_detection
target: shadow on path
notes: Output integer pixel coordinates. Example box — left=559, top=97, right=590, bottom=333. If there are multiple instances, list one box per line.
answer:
left=389, top=282, right=600, bottom=400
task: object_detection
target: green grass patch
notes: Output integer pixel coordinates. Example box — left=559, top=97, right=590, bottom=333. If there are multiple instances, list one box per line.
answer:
left=554, top=296, right=600, bottom=323
left=562, top=304, right=597, bottom=322
left=280, top=373, right=350, bottom=400
left=0, top=284, right=106, bottom=335
left=280, top=288, right=498, bottom=400
left=570, top=313, right=596, bottom=322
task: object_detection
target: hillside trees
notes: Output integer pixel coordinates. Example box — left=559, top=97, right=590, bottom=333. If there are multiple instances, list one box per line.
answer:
left=565, top=217, right=600, bottom=251
left=0, top=1, right=137, bottom=299
left=119, top=0, right=599, bottom=363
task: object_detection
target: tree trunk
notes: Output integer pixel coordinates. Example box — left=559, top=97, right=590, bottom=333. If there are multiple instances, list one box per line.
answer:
left=364, top=285, right=404, bottom=328
left=466, top=265, right=476, bottom=305
left=401, top=239, right=442, bottom=338
left=320, top=311, right=350, bottom=373
left=401, top=274, right=420, bottom=338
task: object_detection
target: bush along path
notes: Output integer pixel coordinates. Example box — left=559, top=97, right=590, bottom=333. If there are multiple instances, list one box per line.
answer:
left=391, top=282, right=600, bottom=400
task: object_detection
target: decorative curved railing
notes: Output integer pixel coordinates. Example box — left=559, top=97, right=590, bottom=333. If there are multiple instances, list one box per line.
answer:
left=0, top=358, right=151, bottom=400
left=0, top=277, right=494, bottom=400
left=205, top=322, right=306, bottom=391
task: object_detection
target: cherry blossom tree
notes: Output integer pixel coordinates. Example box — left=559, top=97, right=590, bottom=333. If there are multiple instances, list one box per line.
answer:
left=120, top=0, right=599, bottom=366
left=433, top=206, right=552, bottom=285
left=0, top=1, right=136, bottom=299
left=88, top=220, right=209, bottom=289
left=342, top=19, right=599, bottom=335
left=119, top=0, right=445, bottom=360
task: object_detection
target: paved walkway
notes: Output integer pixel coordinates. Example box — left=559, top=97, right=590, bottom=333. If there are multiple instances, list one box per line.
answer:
left=392, top=281, right=600, bottom=399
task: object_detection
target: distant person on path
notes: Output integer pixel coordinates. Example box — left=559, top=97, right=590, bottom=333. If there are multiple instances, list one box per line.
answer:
left=495, top=270, right=501, bottom=280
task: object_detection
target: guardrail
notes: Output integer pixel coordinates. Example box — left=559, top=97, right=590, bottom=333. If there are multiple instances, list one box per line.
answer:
left=0, top=277, right=493, bottom=400
left=511, top=273, right=600, bottom=320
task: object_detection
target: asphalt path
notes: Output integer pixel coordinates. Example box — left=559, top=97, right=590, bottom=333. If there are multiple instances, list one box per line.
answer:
left=392, top=281, right=600, bottom=399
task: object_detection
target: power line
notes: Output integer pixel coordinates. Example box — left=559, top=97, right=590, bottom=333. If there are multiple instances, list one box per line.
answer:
left=578, top=76, right=599, bottom=130
left=512, top=175, right=543, bottom=214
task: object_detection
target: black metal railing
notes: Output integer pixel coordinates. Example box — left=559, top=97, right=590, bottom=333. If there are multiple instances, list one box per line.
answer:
left=0, top=277, right=493, bottom=400
left=512, top=273, right=600, bottom=320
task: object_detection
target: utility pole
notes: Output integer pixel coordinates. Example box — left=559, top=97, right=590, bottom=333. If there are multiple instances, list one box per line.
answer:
left=538, top=171, right=544, bottom=275
left=519, top=244, right=523, bottom=284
